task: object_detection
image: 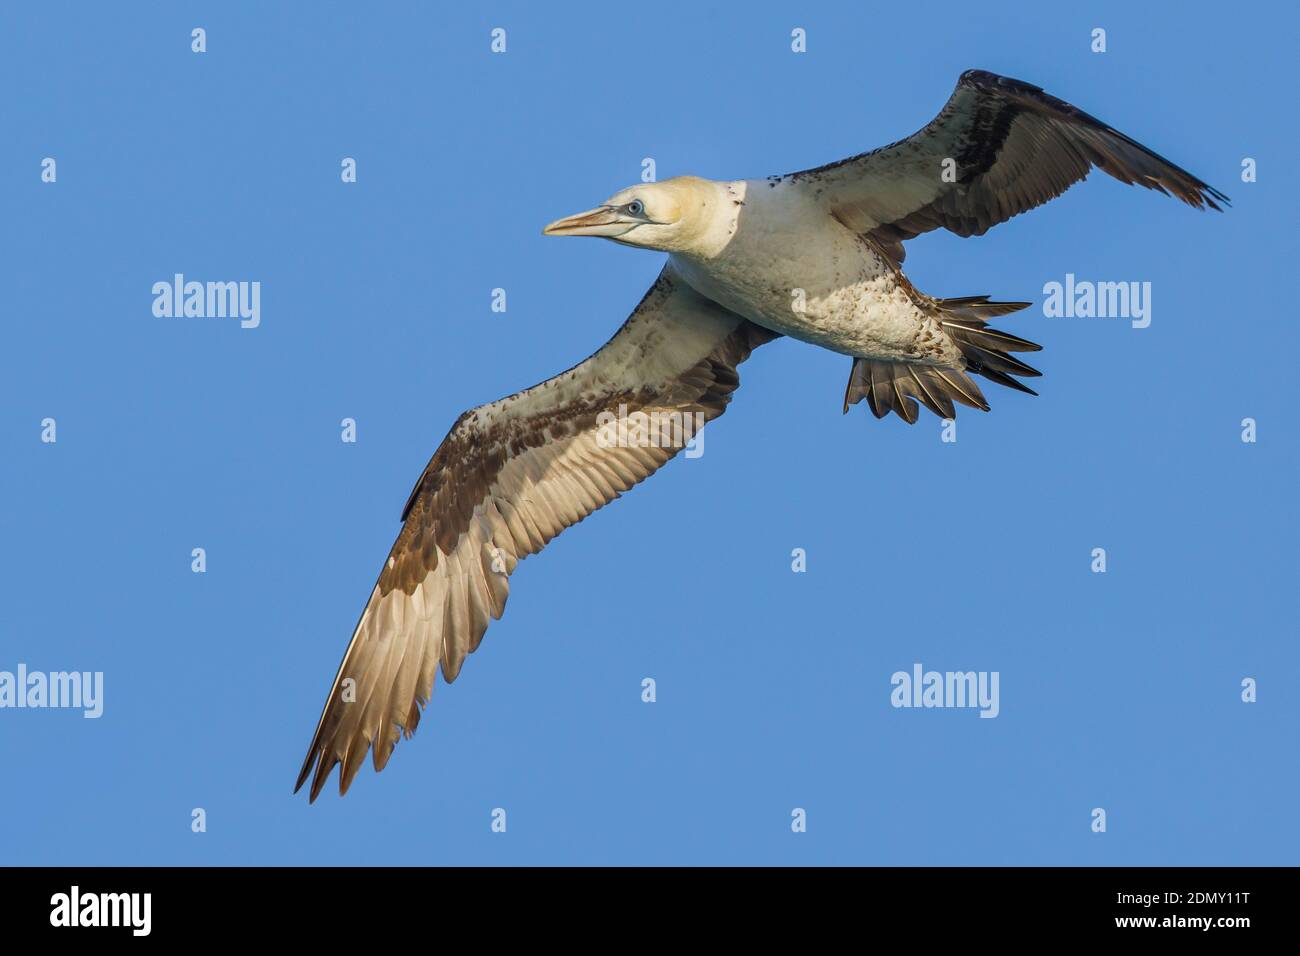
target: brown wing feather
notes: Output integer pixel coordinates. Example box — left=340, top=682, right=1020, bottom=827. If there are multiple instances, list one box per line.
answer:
left=295, top=267, right=777, bottom=800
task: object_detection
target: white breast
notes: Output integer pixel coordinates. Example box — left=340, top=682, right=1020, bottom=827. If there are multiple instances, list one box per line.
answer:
left=671, top=179, right=938, bottom=361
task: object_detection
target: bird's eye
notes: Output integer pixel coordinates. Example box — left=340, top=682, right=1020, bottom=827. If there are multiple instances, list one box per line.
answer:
left=627, top=200, right=644, bottom=216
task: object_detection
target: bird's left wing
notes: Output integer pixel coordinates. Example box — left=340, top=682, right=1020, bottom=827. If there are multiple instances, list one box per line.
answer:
left=780, top=69, right=1228, bottom=263
left=296, top=266, right=777, bottom=800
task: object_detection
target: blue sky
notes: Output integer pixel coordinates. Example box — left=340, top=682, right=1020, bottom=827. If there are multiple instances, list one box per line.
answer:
left=1, top=1, right=1295, bottom=865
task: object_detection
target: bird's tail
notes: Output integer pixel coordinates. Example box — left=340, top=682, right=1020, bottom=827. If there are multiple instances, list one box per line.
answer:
left=843, top=296, right=1041, bottom=423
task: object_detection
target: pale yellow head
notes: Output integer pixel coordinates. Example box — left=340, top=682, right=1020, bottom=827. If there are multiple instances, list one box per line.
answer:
left=543, top=176, right=727, bottom=254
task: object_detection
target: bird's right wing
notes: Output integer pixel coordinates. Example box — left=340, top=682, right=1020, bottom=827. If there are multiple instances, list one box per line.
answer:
left=295, top=265, right=778, bottom=800
left=779, top=69, right=1228, bottom=263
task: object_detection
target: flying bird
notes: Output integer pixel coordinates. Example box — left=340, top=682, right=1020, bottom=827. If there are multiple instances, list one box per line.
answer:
left=296, top=69, right=1226, bottom=800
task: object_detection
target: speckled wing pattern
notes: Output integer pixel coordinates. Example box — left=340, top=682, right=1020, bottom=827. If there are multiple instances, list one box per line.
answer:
left=783, top=69, right=1229, bottom=264
left=295, top=266, right=778, bottom=800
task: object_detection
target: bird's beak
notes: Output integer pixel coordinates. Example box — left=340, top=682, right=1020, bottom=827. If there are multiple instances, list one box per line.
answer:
left=542, top=206, right=630, bottom=237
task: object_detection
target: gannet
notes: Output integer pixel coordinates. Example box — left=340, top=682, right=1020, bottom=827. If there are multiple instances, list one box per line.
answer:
left=296, top=70, right=1226, bottom=800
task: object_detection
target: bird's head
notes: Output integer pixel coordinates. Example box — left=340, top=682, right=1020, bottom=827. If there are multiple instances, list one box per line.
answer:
left=543, top=176, right=728, bottom=254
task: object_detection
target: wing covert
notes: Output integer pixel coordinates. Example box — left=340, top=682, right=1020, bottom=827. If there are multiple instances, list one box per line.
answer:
left=780, top=69, right=1228, bottom=262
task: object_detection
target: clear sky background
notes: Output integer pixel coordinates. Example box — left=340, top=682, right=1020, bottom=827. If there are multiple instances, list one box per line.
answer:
left=2, top=1, right=1295, bottom=865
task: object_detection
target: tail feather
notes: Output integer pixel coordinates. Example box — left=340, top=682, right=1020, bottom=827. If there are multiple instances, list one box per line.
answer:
left=931, top=366, right=988, bottom=409
left=905, top=366, right=955, bottom=420
left=942, top=323, right=1040, bottom=353
left=932, top=294, right=1033, bottom=321
left=976, top=366, right=1038, bottom=395
left=961, top=343, right=1042, bottom=380
left=844, top=360, right=988, bottom=419
left=843, top=295, right=1041, bottom=423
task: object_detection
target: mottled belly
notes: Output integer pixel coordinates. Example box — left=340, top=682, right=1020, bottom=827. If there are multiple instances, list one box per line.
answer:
left=672, top=240, right=948, bottom=363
